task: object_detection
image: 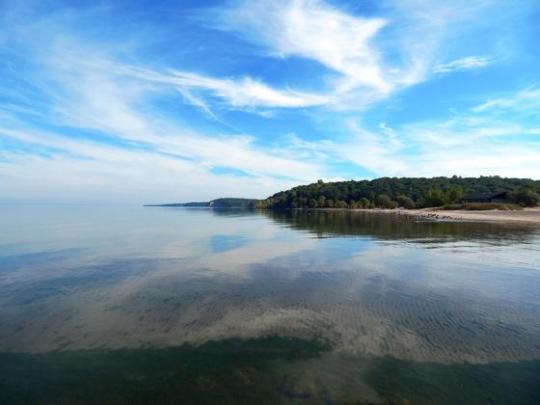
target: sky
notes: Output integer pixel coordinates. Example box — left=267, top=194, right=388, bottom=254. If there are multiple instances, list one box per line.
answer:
left=1, top=0, right=539, bottom=204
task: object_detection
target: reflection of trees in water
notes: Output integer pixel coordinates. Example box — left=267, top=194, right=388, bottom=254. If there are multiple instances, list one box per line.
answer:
left=263, top=210, right=539, bottom=243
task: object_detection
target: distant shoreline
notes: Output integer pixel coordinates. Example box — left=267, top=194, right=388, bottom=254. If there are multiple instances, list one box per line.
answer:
left=318, top=207, right=540, bottom=225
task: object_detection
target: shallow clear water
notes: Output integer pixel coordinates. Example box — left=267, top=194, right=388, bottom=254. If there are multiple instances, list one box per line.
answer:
left=1, top=206, right=539, bottom=404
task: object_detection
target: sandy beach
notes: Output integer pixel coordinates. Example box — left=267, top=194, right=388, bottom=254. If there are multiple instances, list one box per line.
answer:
left=384, top=207, right=540, bottom=225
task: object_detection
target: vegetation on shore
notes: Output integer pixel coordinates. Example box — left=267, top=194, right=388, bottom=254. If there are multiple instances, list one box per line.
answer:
left=257, top=176, right=540, bottom=210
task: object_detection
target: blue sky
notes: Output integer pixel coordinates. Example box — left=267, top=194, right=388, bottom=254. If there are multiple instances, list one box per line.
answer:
left=1, top=0, right=539, bottom=203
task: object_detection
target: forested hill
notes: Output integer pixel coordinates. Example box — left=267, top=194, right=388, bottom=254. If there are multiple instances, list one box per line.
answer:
left=258, top=177, right=540, bottom=209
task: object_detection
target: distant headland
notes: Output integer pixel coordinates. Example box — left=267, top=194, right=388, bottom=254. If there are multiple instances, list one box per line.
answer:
left=145, top=197, right=259, bottom=209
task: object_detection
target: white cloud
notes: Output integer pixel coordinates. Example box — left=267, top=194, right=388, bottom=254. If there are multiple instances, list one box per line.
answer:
left=71, top=59, right=329, bottom=110
left=206, top=0, right=421, bottom=110
left=434, top=56, right=494, bottom=74
left=169, top=71, right=328, bottom=108
left=210, top=0, right=389, bottom=93
left=473, top=87, right=540, bottom=112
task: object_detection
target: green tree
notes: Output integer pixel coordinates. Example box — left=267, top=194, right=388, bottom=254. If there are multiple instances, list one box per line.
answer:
left=510, top=188, right=540, bottom=207
left=375, top=194, right=397, bottom=208
left=446, top=186, right=464, bottom=204
left=421, top=188, right=446, bottom=207
left=359, top=197, right=370, bottom=208
left=397, top=195, right=415, bottom=209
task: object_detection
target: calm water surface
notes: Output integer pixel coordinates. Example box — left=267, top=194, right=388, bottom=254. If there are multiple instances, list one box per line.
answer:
left=1, top=206, right=539, bottom=404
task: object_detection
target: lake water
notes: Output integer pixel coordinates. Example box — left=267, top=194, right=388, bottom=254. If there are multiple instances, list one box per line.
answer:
left=1, top=205, right=540, bottom=404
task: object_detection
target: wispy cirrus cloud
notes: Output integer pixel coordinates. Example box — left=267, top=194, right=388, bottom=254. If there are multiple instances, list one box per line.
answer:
left=208, top=0, right=390, bottom=93
left=473, top=86, right=540, bottom=113
left=66, top=59, right=328, bottom=111
left=433, top=55, right=494, bottom=74
left=204, top=0, right=401, bottom=107
left=169, top=71, right=329, bottom=108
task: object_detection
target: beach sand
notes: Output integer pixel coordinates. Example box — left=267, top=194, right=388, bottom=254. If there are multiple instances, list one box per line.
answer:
left=381, top=207, right=540, bottom=224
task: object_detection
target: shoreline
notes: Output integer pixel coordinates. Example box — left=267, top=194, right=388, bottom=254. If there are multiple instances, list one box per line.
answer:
left=349, top=207, right=540, bottom=225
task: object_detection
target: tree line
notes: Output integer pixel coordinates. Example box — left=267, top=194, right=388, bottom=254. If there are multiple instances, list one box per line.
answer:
left=257, top=176, right=540, bottom=209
